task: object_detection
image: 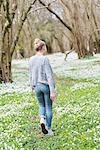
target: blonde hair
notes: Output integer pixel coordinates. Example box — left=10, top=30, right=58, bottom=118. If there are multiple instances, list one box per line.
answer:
left=34, top=38, right=45, bottom=51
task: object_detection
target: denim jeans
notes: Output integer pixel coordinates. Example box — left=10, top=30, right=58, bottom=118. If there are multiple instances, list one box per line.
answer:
left=35, top=83, right=53, bottom=129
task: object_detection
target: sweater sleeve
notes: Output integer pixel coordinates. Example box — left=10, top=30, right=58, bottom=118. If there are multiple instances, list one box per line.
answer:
left=44, top=57, right=55, bottom=94
left=29, top=60, right=34, bottom=89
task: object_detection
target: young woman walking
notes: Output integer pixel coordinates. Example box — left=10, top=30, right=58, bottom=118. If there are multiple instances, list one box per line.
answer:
left=29, top=38, right=56, bottom=135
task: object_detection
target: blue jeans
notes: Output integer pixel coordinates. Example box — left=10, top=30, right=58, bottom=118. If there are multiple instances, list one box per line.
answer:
left=35, top=83, right=53, bottom=129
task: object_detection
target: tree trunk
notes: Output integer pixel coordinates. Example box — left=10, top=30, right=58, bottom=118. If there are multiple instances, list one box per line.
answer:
left=0, top=52, right=12, bottom=82
left=0, top=0, right=37, bottom=83
left=75, top=35, right=93, bottom=59
left=0, top=29, right=12, bottom=82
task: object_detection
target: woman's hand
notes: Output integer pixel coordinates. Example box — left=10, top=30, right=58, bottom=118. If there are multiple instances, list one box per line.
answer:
left=32, top=87, right=35, bottom=95
left=50, top=92, right=56, bottom=101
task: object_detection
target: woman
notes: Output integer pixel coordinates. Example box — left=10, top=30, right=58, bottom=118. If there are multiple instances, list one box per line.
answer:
left=29, top=38, right=56, bottom=135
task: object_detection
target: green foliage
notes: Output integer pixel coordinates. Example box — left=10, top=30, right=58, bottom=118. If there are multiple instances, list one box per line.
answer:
left=0, top=78, right=99, bottom=150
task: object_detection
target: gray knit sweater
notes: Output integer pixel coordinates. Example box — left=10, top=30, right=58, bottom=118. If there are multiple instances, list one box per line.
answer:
left=29, top=55, right=55, bottom=94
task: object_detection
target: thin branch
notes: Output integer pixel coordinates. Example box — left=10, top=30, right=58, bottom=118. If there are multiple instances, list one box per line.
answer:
left=0, top=0, right=3, bottom=9
left=38, top=0, right=73, bottom=33
left=29, top=0, right=57, bottom=14
left=60, top=0, right=71, bottom=12
left=48, top=0, right=58, bottom=6
left=11, top=0, right=17, bottom=21
left=29, top=5, right=49, bottom=14
left=10, top=0, right=37, bottom=56
left=6, top=0, right=12, bottom=25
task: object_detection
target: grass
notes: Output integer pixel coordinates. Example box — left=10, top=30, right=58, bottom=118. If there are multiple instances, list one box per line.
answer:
left=0, top=77, right=100, bottom=150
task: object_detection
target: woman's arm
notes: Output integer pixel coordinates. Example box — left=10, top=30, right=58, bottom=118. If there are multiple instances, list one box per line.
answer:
left=44, top=57, right=56, bottom=101
left=29, top=60, right=34, bottom=92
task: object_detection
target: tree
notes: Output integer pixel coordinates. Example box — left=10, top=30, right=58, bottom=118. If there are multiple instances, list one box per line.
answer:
left=0, top=0, right=37, bottom=82
left=0, top=0, right=100, bottom=82
left=60, top=0, right=100, bottom=58
left=38, top=0, right=100, bottom=58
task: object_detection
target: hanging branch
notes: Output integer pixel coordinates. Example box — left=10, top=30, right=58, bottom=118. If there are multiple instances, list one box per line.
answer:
left=38, top=0, right=73, bottom=33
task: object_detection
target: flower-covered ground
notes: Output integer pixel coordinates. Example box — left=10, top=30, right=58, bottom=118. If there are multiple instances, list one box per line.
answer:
left=0, top=53, right=100, bottom=150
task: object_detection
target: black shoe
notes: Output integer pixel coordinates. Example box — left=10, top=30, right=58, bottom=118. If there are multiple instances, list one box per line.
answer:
left=41, top=123, right=48, bottom=134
